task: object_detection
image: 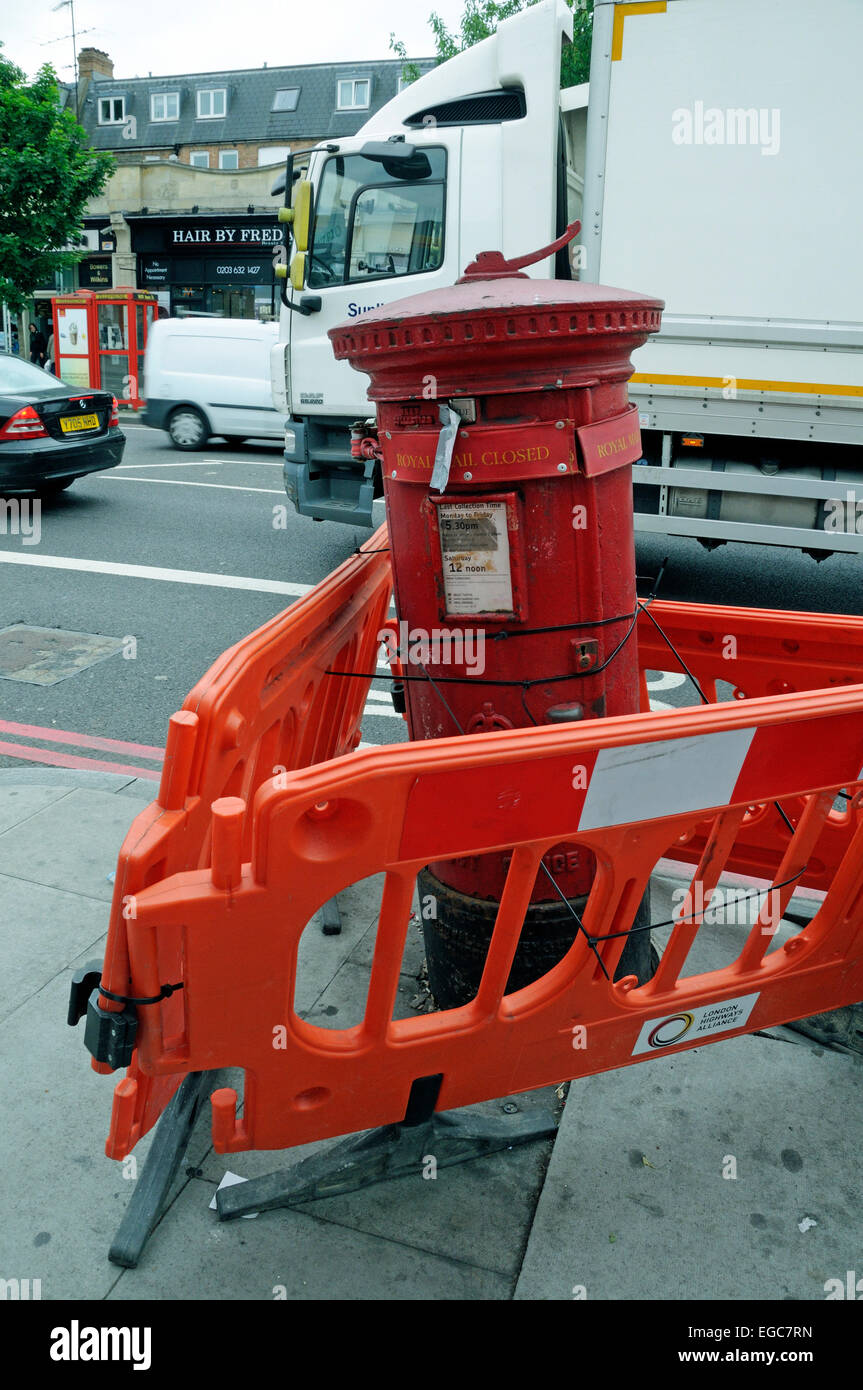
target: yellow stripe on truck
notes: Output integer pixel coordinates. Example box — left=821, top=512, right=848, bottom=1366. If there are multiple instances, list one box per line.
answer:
left=611, top=2, right=668, bottom=62
left=630, top=372, right=863, bottom=399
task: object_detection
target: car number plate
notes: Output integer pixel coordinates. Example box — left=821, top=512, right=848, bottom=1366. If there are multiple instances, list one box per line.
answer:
left=60, top=413, right=99, bottom=433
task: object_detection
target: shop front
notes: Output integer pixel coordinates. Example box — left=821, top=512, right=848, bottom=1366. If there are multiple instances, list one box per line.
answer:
left=129, top=215, right=281, bottom=320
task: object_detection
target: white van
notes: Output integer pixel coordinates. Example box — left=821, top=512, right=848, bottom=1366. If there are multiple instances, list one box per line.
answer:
left=143, top=317, right=284, bottom=450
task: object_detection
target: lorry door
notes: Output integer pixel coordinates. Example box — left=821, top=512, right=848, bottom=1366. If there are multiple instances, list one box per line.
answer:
left=288, top=131, right=461, bottom=421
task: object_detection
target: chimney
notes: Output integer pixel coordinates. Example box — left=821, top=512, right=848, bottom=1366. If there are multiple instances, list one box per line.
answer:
left=78, top=48, right=114, bottom=82
left=77, top=48, right=114, bottom=113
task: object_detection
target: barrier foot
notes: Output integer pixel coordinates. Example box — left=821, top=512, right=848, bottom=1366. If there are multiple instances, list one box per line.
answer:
left=108, top=1070, right=223, bottom=1269
left=321, top=895, right=342, bottom=936
left=216, top=1102, right=560, bottom=1221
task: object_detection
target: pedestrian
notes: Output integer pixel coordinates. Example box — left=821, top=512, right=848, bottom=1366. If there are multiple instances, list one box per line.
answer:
left=29, top=325, right=47, bottom=367
left=45, top=332, right=56, bottom=374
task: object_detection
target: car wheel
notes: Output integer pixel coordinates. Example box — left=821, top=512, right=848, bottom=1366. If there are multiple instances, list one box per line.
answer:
left=168, top=407, right=209, bottom=450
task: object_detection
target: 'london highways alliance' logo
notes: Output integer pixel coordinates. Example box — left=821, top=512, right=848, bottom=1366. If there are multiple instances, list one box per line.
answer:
left=631, top=993, right=761, bottom=1058
left=647, top=1012, right=695, bottom=1048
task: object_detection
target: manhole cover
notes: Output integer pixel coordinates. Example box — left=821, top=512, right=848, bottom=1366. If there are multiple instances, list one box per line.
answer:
left=0, top=625, right=126, bottom=685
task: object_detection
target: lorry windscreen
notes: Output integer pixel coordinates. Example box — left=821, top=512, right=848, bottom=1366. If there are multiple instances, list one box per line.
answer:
left=308, top=149, right=446, bottom=289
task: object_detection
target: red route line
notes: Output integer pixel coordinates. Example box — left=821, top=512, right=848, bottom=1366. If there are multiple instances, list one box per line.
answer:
left=0, top=718, right=164, bottom=760
left=0, top=739, right=161, bottom=780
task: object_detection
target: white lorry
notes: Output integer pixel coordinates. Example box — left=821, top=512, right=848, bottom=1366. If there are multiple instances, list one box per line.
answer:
left=271, top=0, right=863, bottom=556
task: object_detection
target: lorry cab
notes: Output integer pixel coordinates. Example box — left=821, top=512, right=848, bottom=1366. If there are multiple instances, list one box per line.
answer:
left=273, top=0, right=580, bottom=524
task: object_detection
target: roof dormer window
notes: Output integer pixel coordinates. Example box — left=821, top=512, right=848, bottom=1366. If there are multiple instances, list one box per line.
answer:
left=336, top=78, right=370, bottom=111
left=197, top=88, right=227, bottom=119
left=151, top=92, right=180, bottom=121
left=98, top=97, right=125, bottom=124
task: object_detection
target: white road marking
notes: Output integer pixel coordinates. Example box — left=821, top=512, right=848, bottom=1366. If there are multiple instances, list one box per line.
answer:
left=207, top=458, right=284, bottom=467
left=0, top=550, right=311, bottom=595
left=645, top=671, right=688, bottom=691
left=114, top=461, right=229, bottom=469
left=102, top=475, right=284, bottom=495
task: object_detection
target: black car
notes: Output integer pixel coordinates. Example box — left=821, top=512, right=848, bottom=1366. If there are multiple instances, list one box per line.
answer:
left=0, top=354, right=125, bottom=495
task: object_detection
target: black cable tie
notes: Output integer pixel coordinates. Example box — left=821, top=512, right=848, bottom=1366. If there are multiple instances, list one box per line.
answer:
left=98, top=981, right=184, bottom=1007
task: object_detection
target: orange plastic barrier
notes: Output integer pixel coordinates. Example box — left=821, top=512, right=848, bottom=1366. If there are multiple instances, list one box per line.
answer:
left=98, top=529, right=391, bottom=1153
left=637, top=600, right=863, bottom=891
left=106, top=681, right=863, bottom=1158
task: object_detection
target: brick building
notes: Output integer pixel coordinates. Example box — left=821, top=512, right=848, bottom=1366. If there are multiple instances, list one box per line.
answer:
left=71, top=47, right=433, bottom=318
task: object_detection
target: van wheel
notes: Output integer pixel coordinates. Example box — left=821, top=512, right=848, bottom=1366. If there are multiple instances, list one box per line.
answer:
left=168, top=407, right=208, bottom=450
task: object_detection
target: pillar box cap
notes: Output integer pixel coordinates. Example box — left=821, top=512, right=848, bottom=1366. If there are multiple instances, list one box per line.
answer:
left=329, top=225, right=664, bottom=402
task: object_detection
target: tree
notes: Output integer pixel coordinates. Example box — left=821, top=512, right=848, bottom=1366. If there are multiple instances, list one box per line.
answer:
left=0, top=49, right=114, bottom=311
left=392, top=0, right=593, bottom=89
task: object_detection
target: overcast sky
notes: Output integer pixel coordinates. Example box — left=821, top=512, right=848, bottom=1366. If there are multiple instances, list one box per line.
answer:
left=4, top=0, right=469, bottom=80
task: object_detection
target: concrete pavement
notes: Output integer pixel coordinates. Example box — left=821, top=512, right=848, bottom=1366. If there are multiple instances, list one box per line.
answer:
left=0, top=768, right=859, bottom=1301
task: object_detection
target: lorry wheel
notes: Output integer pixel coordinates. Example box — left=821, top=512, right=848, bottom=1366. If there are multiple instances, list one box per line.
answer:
left=168, top=407, right=208, bottom=450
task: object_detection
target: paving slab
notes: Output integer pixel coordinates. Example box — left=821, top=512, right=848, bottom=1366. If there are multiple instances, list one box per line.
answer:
left=0, top=787, right=145, bottom=901
left=0, top=943, right=158, bottom=1301
left=0, top=875, right=108, bottom=1022
left=0, top=768, right=143, bottom=793
left=105, top=1177, right=510, bottom=1300
left=0, top=783, right=71, bottom=835
left=114, top=777, right=161, bottom=800
left=515, top=1034, right=863, bottom=1301
left=195, top=1087, right=559, bottom=1281
left=294, top=875, right=386, bottom=1013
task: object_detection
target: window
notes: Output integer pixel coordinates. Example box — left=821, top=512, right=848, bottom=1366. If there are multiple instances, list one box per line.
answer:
left=189, top=151, right=210, bottom=168
left=336, top=79, right=370, bottom=111
left=397, top=76, right=414, bottom=93
left=98, top=97, right=125, bottom=124
left=308, top=148, right=446, bottom=290
left=258, top=145, right=291, bottom=166
left=272, top=88, right=300, bottom=112
left=150, top=92, right=179, bottom=121
left=197, top=88, right=227, bottom=119
left=219, top=150, right=239, bottom=170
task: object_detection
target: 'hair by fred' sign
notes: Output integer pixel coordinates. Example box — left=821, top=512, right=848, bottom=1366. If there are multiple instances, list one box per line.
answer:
left=170, top=225, right=282, bottom=245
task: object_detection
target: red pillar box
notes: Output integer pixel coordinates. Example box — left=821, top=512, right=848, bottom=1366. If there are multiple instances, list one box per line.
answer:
left=52, top=290, right=157, bottom=409
left=330, top=228, right=664, bottom=1007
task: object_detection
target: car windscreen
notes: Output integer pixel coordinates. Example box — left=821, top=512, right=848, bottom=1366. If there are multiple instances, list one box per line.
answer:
left=0, top=356, right=60, bottom=394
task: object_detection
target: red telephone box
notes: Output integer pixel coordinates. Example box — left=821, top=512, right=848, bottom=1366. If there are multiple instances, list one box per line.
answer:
left=51, top=289, right=158, bottom=410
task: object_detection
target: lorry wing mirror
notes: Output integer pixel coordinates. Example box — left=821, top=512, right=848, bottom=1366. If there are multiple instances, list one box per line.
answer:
left=359, top=141, right=431, bottom=180
left=292, top=180, right=313, bottom=253
left=290, top=253, right=307, bottom=291
left=360, top=140, right=417, bottom=161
